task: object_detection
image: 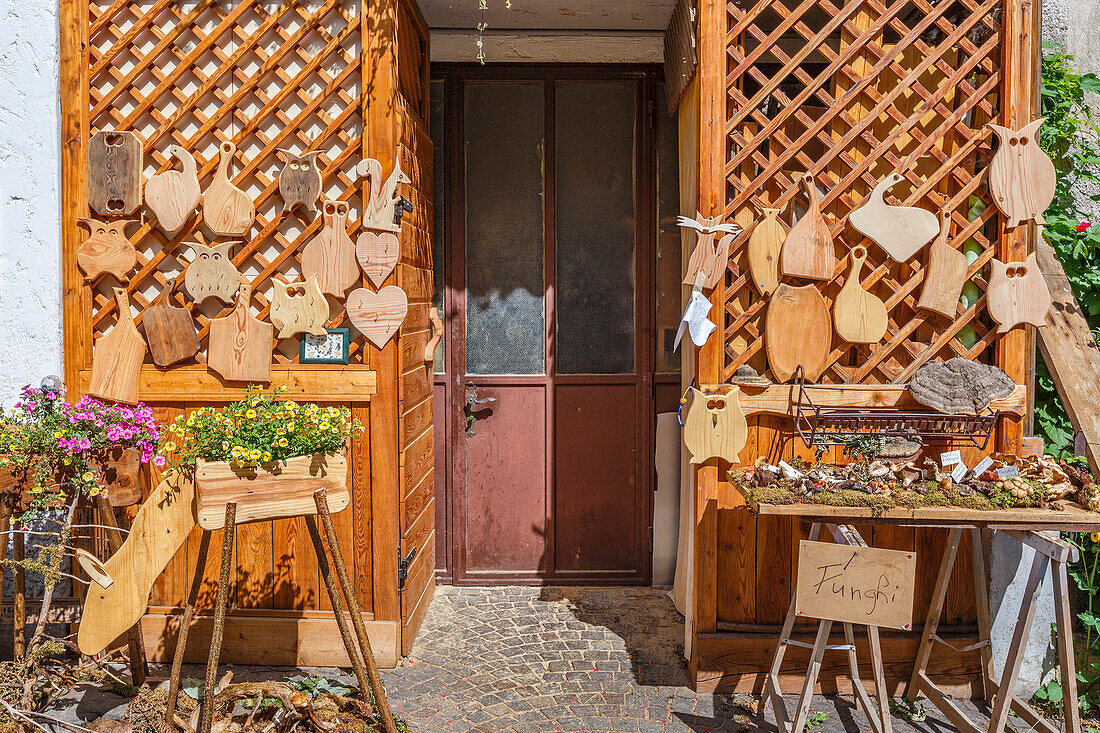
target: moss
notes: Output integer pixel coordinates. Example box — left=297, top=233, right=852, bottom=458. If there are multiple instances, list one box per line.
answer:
left=743, top=480, right=1044, bottom=514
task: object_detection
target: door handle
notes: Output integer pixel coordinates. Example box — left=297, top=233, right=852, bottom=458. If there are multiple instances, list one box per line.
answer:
left=464, top=385, right=497, bottom=436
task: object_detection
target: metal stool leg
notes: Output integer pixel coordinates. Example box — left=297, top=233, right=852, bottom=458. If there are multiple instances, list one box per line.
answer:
left=199, top=504, right=236, bottom=733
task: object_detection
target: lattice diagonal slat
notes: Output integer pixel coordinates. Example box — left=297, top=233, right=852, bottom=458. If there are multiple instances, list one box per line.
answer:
left=722, top=0, right=1005, bottom=384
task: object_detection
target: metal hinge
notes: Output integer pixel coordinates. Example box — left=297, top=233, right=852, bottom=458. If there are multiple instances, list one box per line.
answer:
left=398, top=547, right=418, bottom=591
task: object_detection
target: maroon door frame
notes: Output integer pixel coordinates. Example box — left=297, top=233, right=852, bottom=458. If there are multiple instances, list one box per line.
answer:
left=433, top=64, right=661, bottom=585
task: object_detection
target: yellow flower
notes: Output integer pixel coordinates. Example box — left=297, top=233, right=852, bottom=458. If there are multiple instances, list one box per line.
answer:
left=278, top=438, right=288, bottom=447
left=54, top=431, right=64, bottom=438
left=63, top=457, right=72, bottom=465
left=1092, top=532, right=1100, bottom=543
left=286, top=422, right=295, bottom=431
left=246, top=409, right=257, bottom=419
left=82, top=470, right=96, bottom=481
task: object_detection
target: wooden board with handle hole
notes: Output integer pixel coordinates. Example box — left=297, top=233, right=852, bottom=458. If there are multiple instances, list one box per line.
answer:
left=988, top=120, right=1057, bottom=228
left=142, top=276, right=200, bottom=368
left=682, top=387, right=748, bottom=464
left=89, top=130, right=143, bottom=216
left=202, top=141, right=255, bottom=238
left=207, top=282, right=273, bottom=383
left=765, top=283, right=832, bottom=383
left=780, top=173, right=835, bottom=281
left=917, top=211, right=968, bottom=317
left=833, top=246, right=888, bottom=344
left=302, top=200, right=359, bottom=297
left=88, top=288, right=147, bottom=404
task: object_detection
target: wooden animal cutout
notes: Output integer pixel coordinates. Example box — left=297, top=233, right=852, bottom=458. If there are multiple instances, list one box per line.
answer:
left=88, top=288, right=146, bottom=404
left=183, top=238, right=239, bottom=305
left=207, top=283, right=273, bottom=382
left=987, top=253, right=1052, bottom=333
left=302, top=199, right=359, bottom=296
left=682, top=387, right=748, bottom=465
left=679, top=214, right=741, bottom=291
left=355, top=231, right=400, bottom=288
left=765, top=283, right=831, bottom=382
left=270, top=275, right=328, bottom=338
left=202, top=141, right=255, bottom=237
left=987, top=119, right=1056, bottom=228
left=848, top=172, right=939, bottom=261
left=833, top=246, right=888, bottom=343
left=277, top=149, right=322, bottom=218
left=781, top=173, right=835, bottom=280
left=358, top=156, right=410, bottom=232
left=144, top=144, right=200, bottom=235
left=347, top=286, right=408, bottom=348
left=747, top=207, right=786, bottom=295
left=917, top=211, right=968, bottom=317
left=142, top=276, right=200, bottom=367
left=89, top=130, right=143, bottom=216
left=77, top=218, right=139, bottom=282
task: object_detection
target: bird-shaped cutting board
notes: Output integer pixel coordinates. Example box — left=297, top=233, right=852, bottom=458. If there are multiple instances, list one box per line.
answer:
left=683, top=387, right=748, bottom=465
left=202, top=141, right=255, bottom=238
left=848, top=172, right=939, bottom=261
left=765, top=283, right=831, bottom=382
left=747, top=207, right=786, bottom=295
left=142, top=276, right=200, bottom=367
left=917, top=211, right=968, bottom=317
left=833, top=246, right=888, bottom=343
left=145, top=144, right=200, bottom=235
left=987, top=253, right=1052, bottom=333
left=88, top=288, right=146, bottom=404
left=303, top=200, right=359, bottom=297
left=207, top=283, right=273, bottom=383
left=781, top=173, right=835, bottom=280
left=987, top=119, right=1057, bottom=228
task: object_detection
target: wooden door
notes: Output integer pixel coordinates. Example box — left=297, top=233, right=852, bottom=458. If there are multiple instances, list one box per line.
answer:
left=436, top=67, right=656, bottom=585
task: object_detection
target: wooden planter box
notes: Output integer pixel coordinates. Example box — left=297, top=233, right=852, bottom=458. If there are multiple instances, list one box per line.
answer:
left=195, top=453, right=349, bottom=530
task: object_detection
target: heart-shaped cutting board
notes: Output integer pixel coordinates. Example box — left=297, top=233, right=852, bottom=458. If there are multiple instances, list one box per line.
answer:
left=355, top=231, right=400, bottom=288
left=347, top=286, right=408, bottom=348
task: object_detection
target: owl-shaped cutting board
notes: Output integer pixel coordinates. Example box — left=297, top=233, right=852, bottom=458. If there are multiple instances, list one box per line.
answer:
left=184, top=238, right=240, bottom=305
left=88, top=288, right=146, bottom=404
left=781, top=173, right=835, bottom=280
left=77, top=218, right=139, bottom=282
left=765, top=283, right=831, bottom=382
left=833, top=246, right=888, bottom=343
left=917, top=211, right=968, bottom=317
left=747, top=207, right=786, bottom=295
left=142, top=277, right=199, bottom=367
left=270, top=275, right=328, bottom=338
left=987, top=120, right=1057, bottom=228
left=89, top=130, right=143, bottom=217
left=848, top=172, right=939, bottom=261
left=202, top=141, right=255, bottom=237
left=207, top=283, right=273, bottom=383
left=987, top=253, right=1052, bottom=333
left=682, top=387, right=748, bottom=465
left=145, top=145, right=200, bottom=235
left=278, top=149, right=323, bottom=218
left=302, top=200, right=359, bottom=297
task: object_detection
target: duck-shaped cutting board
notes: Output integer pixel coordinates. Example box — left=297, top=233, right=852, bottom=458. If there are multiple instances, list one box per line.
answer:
left=747, top=207, right=786, bottom=295
left=89, top=130, right=143, bottom=217
left=833, top=246, right=888, bottom=343
left=987, top=119, right=1056, bottom=228
left=682, top=387, right=748, bottom=465
left=765, top=283, right=831, bottom=382
left=270, top=275, right=328, bottom=338
left=88, top=288, right=146, bottom=404
left=987, top=253, right=1052, bottom=333
left=303, top=200, right=359, bottom=297
left=77, top=218, right=138, bottom=282
left=202, top=141, right=255, bottom=237
left=145, top=144, right=200, bottom=235
left=917, top=211, right=968, bottom=317
left=142, top=277, right=199, bottom=367
left=848, top=172, right=939, bottom=261
left=679, top=214, right=740, bottom=291
left=781, top=173, right=835, bottom=280
left=207, top=283, right=273, bottom=383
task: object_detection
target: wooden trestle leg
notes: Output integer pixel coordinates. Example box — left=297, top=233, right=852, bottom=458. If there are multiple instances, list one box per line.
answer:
left=199, top=503, right=236, bottom=733
left=165, top=529, right=213, bottom=728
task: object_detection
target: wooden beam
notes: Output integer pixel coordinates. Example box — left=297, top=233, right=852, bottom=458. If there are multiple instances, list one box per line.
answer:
left=730, top=383, right=1027, bottom=418
left=77, top=366, right=377, bottom=402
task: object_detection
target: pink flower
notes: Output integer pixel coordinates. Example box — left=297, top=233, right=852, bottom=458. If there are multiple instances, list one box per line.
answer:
left=1077, top=221, right=1092, bottom=232
left=153, top=456, right=165, bottom=467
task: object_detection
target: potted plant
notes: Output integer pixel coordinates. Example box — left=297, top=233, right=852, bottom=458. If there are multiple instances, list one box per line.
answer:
left=158, top=386, right=359, bottom=528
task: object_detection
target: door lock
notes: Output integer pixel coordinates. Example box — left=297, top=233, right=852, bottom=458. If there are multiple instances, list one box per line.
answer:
left=464, top=385, right=497, bottom=437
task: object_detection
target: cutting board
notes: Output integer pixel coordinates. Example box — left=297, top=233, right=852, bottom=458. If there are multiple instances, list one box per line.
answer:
left=302, top=200, right=359, bottom=296
left=988, top=253, right=1052, bottom=333
left=833, top=246, right=888, bottom=343
left=780, top=173, right=835, bottom=280
left=183, top=238, right=240, bottom=304
left=848, top=172, right=939, bottom=261
left=77, top=218, right=138, bottom=282
left=747, top=207, right=786, bottom=295
left=78, top=472, right=196, bottom=656
left=278, top=149, right=323, bottom=218
left=270, top=275, right=328, bottom=338
left=142, top=276, right=200, bottom=367
left=683, top=387, right=748, bottom=465
left=202, top=141, right=255, bottom=237
left=347, top=286, right=408, bottom=348
left=355, top=231, right=400, bottom=288
left=89, top=130, right=143, bottom=216
left=88, top=288, right=146, bottom=404
left=765, top=283, right=831, bottom=382
left=207, top=283, right=273, bottom=382
left=988, top=119, right=1056, bottom=228
left=145, top=144, right=200, bottom=235
left=917, top=211, right=968, bottom=317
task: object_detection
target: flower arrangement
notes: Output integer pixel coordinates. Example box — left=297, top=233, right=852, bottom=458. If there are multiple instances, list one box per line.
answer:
left=158, top=385, right=359, bottom=472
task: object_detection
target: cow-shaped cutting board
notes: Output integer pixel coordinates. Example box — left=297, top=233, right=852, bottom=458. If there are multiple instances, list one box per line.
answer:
left=355, top=231, right=400, bottom=288
left=89, top=130, right=143, bottom=216
left=302, top=200, right=359, bottom=297
left=269, top=275, right=328, bottom=338
left=202, top=141, right=255, bottom=238
left=833, top=246, right=888, bottom=343
left=88, top=288, right=146, bottom=404
left=848, top=172, right=939, bottom=261
left=145, top=144, right=200, bottom=235
left=917, top=211, right=968, bottom=317
left=988, top=120, right=1056, bottom=228
left=347, top=286, right=408, bottom=348
left=207, top=283, right=273, bottom=383
left=987, top=253, right=1052, bottom=333
left=747, top=207, right=786, bottom=295
left=780, top=173, right=835, bottom=280
left=142, top=277, right=200, bottom=367
left=77, top=218, right=139, bottom=282
left=765, top=283, right=831, bottom=383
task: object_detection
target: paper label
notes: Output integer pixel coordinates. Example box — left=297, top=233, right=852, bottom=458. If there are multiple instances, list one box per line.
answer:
left=940, top=450, right=962, bottom=467
left=997, top=465, right=1020, bottom=479
left=973, top=456, right=994, bottom=476
left=950, top=462, right=969, bottom=483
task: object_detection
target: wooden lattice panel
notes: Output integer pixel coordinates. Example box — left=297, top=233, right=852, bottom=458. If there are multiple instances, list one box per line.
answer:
left=87, top=0, right=368, bottom=369
left=722, top=0, right=1007, bottom=384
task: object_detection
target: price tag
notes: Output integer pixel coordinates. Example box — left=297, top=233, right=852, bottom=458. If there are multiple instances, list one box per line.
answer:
left=940, top=450, right=962, bottom=467
left=973, top=456, right=994, bottom=476
left=950, top=461, right=969, bottom=483
left=997, top=465, right=1020, bottom=479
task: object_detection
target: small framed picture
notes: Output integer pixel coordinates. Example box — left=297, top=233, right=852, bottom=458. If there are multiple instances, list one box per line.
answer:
left=300, top=328, right=350, bottom=364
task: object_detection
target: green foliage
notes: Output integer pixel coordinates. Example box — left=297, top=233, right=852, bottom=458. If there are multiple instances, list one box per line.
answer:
left=1063, top=533, right=1100, bottom=714
left=805, top=710, right=829, bottom=728
left=286, top=675, right=359, bottom=699
left=889, top=696, right=927, bottom=722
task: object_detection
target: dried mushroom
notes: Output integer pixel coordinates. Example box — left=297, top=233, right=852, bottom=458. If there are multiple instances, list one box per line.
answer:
left=909, top=358, right=1015, bottom=415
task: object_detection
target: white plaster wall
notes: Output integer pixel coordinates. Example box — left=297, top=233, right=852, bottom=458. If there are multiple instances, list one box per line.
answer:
left=0, top=0, right=63, bottom=407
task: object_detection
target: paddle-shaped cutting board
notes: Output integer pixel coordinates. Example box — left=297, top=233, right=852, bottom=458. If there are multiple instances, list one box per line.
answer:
left=89, top=130, right=143, bottom=216
left=202, top=141, right=255, bottom=237
left=987, top=253, right=1052, bottom=333
left=765, top=283, right=831, bottom=382
left=303, top=200, right=359, bottom=296
left=207, top=283, right=273, bottom=382
left=347, top=286, right=408, bottom=348
left=848, top=173, right=939, bottom=261
left=780, top=173, right=835, bottom=280
left=77, top=218, right=138, bottom=282
left=355, top=231, right=400, bottom=288
left=747, top=207, right=786, bottom=295
left=682, top=387, right=748, bottom=464
left=142, top=276, right=200, bottom=367
left=988, top=119, right=1056, bottom=228
left=145, top=144, right=200, bottom=235
left=917, top=211, right=968, bottom=317
left=833, top=246, right=888, bottom=343
left=88, top=288, right=147, bottom=404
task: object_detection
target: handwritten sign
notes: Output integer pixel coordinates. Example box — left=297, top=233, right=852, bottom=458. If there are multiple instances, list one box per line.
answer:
left=795, top=541, right=916, bottom=630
